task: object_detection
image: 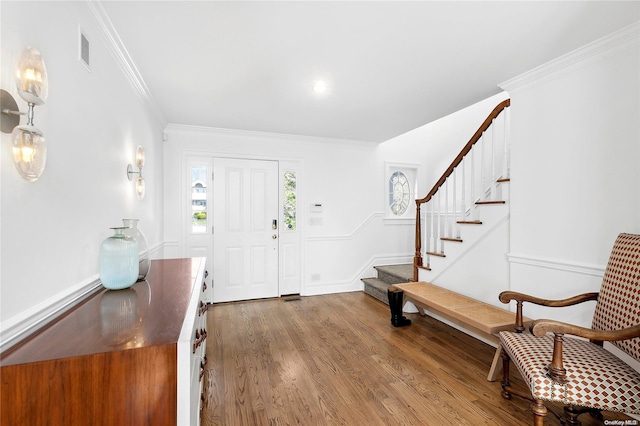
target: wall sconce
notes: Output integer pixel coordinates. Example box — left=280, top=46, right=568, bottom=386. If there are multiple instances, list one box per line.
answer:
left=127, top=145, right=145, bottom=200
left=1, top=47, right=48, bottom=182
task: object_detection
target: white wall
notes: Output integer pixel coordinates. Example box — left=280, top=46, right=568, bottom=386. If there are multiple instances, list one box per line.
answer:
left=163, top=126, right=416, bottom=296
left=0, top=1, right=165, bottom=348
left=503, top=23, right=640, bottom=327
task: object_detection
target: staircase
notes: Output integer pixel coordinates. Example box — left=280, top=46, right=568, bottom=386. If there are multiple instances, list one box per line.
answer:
left=413, top=99, right=511, bottom=288
left=362, top=264, right=413, bottom=304
left=363, top=100, right=511, bottom=308
left=419, top=186, right=510, bottom=292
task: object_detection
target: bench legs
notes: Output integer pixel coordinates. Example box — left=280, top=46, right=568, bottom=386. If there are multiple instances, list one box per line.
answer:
left=388, top=289, right=411, bottom=327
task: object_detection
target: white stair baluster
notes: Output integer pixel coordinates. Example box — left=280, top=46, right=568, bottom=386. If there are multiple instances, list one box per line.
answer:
left=430, top=199, right=436, bottom=257
left=444, top=179, right=450, bottom=239
left=438, top=191, right=443, bottom=253
left=471, top=147, right=477, bottom=221
left=480, top=131, right=486, bottom=202
left=503, top=107, right=510, bottom=180
left=491, top=119, right=497, bottom=200
left=453, top=168, right=458, bottom=238
left=424, top=199, right=430, bottom=256
left=422, top=203, right=428, bottom=265
left=460, top=156, right=466, bottom=225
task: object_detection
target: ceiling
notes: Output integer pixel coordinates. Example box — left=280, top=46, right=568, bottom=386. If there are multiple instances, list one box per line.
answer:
left=101, top=1, right=640, bottom=143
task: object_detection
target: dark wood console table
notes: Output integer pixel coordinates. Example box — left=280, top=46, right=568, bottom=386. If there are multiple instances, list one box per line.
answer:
left=1, top=257, right=208, bottom=425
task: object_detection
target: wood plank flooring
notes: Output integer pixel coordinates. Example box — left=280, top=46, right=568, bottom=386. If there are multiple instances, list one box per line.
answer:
left=201, top=291, right=633, bottom=425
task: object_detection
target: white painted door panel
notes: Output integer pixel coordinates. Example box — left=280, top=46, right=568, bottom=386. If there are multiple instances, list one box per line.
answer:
left=213, top=158, right=279, bottom=302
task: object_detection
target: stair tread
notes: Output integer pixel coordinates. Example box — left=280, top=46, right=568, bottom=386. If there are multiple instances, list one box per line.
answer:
left=373, top=264, right=413, bottom=283
left=441, top=237, right=463, bottom=243
left=362, top=277, right=391, bottom=289
left=426, top=251, right=446, bottom=258
left=475, top=200, right=506, bottom=205
left=457, top=220, right=483, bottom=224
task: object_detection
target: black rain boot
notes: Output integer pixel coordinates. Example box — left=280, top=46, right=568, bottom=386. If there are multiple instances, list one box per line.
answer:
left=387, top=289, right=411, bottom=327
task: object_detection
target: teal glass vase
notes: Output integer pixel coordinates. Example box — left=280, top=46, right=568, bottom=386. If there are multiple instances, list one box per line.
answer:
left=99, top=227, right=139, bottom=290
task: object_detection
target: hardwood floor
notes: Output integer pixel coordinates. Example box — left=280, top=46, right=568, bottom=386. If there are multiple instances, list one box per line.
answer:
left=201, top=291, right=633, bottom=425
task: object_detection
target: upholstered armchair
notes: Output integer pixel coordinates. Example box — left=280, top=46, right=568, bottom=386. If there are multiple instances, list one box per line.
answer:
left=498, top=233, right=640, bottom=425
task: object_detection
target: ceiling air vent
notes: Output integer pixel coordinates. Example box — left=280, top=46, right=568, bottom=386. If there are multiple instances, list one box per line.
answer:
left=79, top=26, right=90, bottom=71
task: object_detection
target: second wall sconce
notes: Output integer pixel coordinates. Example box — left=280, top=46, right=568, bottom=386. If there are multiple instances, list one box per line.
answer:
left=1, top=47, right=48, bottom=182
left=127, top=145, right=146, bottom=200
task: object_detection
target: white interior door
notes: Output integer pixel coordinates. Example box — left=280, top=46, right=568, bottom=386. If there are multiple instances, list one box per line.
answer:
left=213, top=158, right=279, bottom=302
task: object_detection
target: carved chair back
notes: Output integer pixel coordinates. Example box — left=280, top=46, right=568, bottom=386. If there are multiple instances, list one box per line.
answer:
left=591, top=233, right=640, bottom=361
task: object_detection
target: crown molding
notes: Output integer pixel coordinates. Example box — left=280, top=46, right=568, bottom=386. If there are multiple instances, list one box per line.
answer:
left=164, top=123, right=378, bottom=148
left=500, top=21, right=640, bottom=92
left=85, top=1, right=167, bottom=128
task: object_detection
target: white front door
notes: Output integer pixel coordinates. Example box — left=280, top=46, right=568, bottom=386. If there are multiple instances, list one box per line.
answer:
left=213, top=158, right=279, bottom=302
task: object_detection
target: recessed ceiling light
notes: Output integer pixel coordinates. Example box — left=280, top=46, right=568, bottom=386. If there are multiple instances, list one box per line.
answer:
left=312, top=80, right=328, bottom=94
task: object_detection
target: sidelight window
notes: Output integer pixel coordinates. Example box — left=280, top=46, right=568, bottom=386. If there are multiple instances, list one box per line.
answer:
left=283, top=171, right=296, bottom=231
left=191, top=166, right=207, bottom=233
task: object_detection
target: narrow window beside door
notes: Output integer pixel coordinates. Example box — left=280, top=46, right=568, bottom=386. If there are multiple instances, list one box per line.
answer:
left=191, top=166, right=207, bottom=233
left=283, top=171, right=296, bottom=231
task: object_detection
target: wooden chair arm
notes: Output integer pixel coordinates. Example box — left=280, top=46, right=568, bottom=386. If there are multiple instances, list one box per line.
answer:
left=498, top=291, right=599, bottom=307
left=498, top=291, right=598, bottom=334
left=529, top=320, right=640, bottom=383
left=531, top=320, right=640, bottom=341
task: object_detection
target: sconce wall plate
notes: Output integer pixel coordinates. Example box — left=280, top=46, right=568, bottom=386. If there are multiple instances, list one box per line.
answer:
left=1, top=89, right=20, bottom=132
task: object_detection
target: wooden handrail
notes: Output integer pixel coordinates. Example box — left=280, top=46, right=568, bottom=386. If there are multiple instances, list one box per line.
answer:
left=417, top=98, right=510, bottom=205
left=413, top=98, right=510, bottom=281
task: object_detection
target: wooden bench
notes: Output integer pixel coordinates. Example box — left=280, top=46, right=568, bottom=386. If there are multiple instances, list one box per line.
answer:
left=389, top=281, right=532, bottom=381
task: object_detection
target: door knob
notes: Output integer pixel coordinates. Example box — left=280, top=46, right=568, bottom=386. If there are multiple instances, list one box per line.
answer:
left=272, top=234, right=277, bottom=239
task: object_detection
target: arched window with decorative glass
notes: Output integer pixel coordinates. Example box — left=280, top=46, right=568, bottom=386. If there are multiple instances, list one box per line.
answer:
left=389, top=171, right=411, bottom=216
left=385, top=163, right=418, bottom=221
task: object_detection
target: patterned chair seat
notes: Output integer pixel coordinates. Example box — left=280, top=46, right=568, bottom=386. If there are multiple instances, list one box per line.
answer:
left=500, top=330, right=640, bottom=413
left=498, top=233, right=640, bottom=424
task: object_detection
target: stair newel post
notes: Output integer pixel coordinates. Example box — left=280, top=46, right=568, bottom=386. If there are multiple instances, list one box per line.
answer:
left=413, top=200, right=422, bottom=282
left=491, top=119, right=497, bottom=201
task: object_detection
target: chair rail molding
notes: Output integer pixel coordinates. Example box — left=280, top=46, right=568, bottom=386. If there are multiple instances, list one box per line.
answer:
left=0, top=277, right=101, bottom=353
left=0, top=241, right=166, bottom=353
left=507, top=253, right=606, bottom=278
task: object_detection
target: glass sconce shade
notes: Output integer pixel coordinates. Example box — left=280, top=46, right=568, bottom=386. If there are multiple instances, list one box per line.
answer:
left=135, top=176, right=146, bottom=200
left=127, top=145, right=146, bottom=199
left=11, top=124, right=46, bottom=182
left=15, top=47, right=48, bottom=105
left=135, top=145, right=145, bottom=168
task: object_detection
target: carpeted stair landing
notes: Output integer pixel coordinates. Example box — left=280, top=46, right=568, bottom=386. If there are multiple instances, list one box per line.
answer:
left=362, top=264, right=412, bottom=304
